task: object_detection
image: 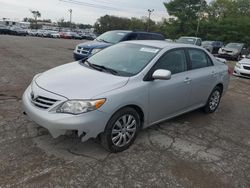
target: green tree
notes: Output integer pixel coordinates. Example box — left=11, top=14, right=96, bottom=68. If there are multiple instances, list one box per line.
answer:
left=164, top=0, right=207, bottom=35
left=94, top=15, right=161, bottom=34
left=30, top=10, right=41, bottom=29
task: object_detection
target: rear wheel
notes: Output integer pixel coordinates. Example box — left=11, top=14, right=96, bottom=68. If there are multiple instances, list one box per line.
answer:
left=100, top=107, right=140, bottom=152
left=203, top=86, right=222, bottom=113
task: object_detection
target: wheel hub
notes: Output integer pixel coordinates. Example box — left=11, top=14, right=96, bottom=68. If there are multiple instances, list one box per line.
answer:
left=111, top=114, right=137, bottom=147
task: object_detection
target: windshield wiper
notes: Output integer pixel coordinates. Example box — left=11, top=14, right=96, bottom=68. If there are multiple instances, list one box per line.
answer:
left=82, top=60, right=118, bottom=75
left=83, top=60, right=102, bottom=71
left=91, top=64, right=118, bottom=75
left=97, top=38, right=109, bottom=43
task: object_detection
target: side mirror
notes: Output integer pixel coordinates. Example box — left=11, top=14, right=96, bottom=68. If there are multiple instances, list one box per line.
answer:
left=152, top=69, right=171, bottom=80
left=242, top=55, right=246, bottom=58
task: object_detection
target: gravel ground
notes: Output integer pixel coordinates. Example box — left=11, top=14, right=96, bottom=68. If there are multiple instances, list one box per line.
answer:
left=0, top=35, right=250, bottom=188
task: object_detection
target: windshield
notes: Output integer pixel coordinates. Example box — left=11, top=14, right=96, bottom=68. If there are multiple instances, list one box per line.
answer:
left=177, top=37, right=196, bottom=44
left=202, top=41, right=213, bottom=45
left=225, top=43, right=243, bottom=49
left=96, top=31, right=129, bottom=44
left=87, top=43, right=160, bottom=76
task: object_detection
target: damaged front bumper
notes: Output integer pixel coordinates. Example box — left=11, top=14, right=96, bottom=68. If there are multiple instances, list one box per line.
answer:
left=22, top=85, right=109, bottom=142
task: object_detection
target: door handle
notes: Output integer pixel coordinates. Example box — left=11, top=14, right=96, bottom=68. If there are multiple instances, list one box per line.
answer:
left=184, top=77, right=191, bottom=84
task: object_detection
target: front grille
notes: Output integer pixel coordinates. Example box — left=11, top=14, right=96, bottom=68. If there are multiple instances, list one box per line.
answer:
left=32, top=96, right=58, bottom=109
left=243, top=66, right=250, bottom=70
left=240, top=73, right=250, bottom=77
left=77, top=47, right=90, bottom=55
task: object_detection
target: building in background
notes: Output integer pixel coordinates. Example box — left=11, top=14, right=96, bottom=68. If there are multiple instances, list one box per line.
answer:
left=0, top=19, right=30, bottom=29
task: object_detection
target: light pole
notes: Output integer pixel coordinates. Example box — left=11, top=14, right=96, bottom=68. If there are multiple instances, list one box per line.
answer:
left=196, top=0, right=205, bottom=37
left=69, top=9, right=72, bottom=30
left=147, top=9, right=154, bottom=32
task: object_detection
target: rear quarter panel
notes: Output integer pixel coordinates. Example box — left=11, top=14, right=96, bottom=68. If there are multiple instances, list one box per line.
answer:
left=213, top=59, right=230, bottom=95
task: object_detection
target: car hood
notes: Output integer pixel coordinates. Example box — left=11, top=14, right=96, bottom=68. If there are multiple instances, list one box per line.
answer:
left=35, top=62, right=129, bottom=99
left=77, top=40, right=112, bottom=49
left=202, top=44, right=212, bottom=48
left=239, top=58, right=250, bottom=65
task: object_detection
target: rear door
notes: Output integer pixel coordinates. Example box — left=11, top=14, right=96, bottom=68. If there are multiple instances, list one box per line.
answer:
left=185, top=48, right=218, bottom=107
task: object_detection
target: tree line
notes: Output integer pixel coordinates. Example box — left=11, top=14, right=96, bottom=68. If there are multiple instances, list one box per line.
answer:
left=94, top=0, right=250, bottom=44
left=23, top=10, right=92, bottom=30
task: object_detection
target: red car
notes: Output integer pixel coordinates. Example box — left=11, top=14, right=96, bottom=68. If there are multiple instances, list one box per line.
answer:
left=59, top=32, right=72, bottom=39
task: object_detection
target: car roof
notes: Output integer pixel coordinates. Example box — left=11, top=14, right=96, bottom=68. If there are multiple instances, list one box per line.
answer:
left=108, top=30, right=163, bottom=36
left=123, top=40, right=203, bottom=49
left=110, top=30, right=132, bottom=33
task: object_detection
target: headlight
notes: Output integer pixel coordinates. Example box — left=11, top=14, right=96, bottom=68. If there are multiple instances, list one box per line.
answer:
left=91, top=48, right=102, bottom=54
left=235, top=62, right=241, bottom=69
left=57, top=99, right=106, bottom=115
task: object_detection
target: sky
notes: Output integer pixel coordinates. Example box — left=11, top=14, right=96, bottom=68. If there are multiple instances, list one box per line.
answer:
left=0, top=0, right=211, bottom=25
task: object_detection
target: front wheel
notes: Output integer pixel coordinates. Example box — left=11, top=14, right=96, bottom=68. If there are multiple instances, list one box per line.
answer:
left=203, top=86, right=222, bottom=113
left=100, top=107, right=140, bottom=152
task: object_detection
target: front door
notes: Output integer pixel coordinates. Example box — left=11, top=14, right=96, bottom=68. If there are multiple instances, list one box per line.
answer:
left=147, top=49, right=191, bottom=124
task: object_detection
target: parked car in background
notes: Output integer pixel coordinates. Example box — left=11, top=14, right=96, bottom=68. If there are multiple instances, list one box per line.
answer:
left=165, top=39, right=173, bottom=42
left=176, top=36, right=202, bottom=46
left=36, top=30, right=45, bottom=37
left=202, top=41, right=224, bottom=54
left=234, top=54, right=250, bottom=78
left=23, top=41, right=229, bottom=152
left=218, top=43, right=248, bottom=61
left=80, top=33, right=96, bottom=40
left=27, top=30, right=38, bottom=36
left=49, top=31, right=60, bottom=38
left=59, top=32, right=72, bottom=39
left=73, top=30, right=165, bottom=60
left=0, top=25, right=10, bottom=34
left=9, top=27, right=27, bottom=36
left=70, top=32, right=82, bottom=40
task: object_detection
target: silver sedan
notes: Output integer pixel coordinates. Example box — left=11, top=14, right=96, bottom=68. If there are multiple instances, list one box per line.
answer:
left=22, top=41, right=230, bottom=152
left=234, top=54, right=250, bottom=78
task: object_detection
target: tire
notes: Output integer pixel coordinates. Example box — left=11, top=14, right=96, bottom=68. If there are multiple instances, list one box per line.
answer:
left=203, top=86, right=222, bottom=113
left=100, top=107, right=140, bottom=153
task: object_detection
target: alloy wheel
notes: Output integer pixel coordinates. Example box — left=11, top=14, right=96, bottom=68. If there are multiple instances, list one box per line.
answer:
left=209, top=90, right=220, bottom=111
left=111, top=114, right=137, bottom=147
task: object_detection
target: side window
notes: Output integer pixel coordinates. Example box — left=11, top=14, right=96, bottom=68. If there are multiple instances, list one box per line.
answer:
left=188, top=49, right=212, bottom=69
left=137, top=33, right=151, bottom=40
left=154, top=49, right=187, bottom=74
left=214, top=42, right=219, bottom=47
left=242, top=44, right=248, bottom=54
left=151, top=34, right=164, bottom=40
left=196, top=39, right=202, bottom=46
left=126, top=33, right=138, bottom=41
